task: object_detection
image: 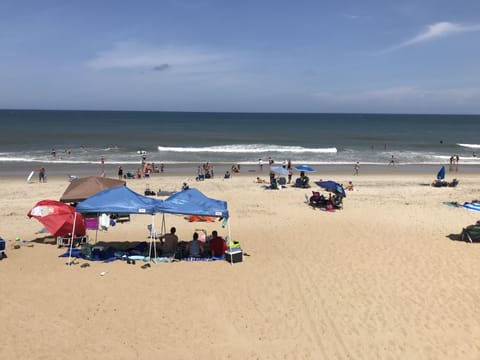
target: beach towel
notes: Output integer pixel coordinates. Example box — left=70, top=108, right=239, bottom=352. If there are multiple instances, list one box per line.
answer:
left=185, top=215, right=216, bottom=222
left=463, top=202, right=480, bottom=212
left=181, top=255, right=224, bottom=262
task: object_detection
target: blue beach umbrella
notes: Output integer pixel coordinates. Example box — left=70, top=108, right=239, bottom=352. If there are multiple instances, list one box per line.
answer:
left=294, top=165, right=316, bottom=173
left=437, top=166, right=445, bottom=180
left=270, top=166, right=289, bottom=175
left=315, top=180, right=346, bottom=198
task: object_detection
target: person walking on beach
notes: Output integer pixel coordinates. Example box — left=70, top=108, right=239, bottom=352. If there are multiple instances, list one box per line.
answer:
left=354, top=162, right=360, bottom=175
left=118, top=166, right=123, bottom=180
left=38, top=166, right=46, bottom=183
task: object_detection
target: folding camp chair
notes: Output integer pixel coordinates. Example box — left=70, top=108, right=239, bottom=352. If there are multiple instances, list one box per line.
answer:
left=0, top=237, right=5, bottom=259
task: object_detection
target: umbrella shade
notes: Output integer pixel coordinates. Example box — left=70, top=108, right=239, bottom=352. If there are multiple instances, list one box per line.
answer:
left=60, top=176, right=126, bottom=203
left=437, top=166, right=445, bottom=180
left=315, top=180, right=346, bottom=198
left=270, top=166, right=289, bottom=175
left=28, top=200, right=86, bottom=237
left=294, top=165, right=316, bottom=173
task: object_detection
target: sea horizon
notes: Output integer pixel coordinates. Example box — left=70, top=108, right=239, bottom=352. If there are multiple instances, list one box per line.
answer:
left=1, top=109, right=480, bottom=177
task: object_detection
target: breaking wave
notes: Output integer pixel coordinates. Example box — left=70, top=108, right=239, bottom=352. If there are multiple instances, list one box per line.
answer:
left=157, top=144, right=337, bottom=154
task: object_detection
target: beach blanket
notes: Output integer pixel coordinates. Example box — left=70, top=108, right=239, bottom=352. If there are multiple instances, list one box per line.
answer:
left=442, top=201, right=480, bottom=212
left=59, top=248, right=119, bottom=262
left=182, top=255, right=225, bottom=262
left=59, top=244, right=226, bottom=263
left=463, top=202, right=480, bottom=212
left=59, top=242, right=150, bottom=262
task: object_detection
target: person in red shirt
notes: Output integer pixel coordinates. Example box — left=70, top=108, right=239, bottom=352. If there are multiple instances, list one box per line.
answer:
left=210, top=230, right=227, bottom=257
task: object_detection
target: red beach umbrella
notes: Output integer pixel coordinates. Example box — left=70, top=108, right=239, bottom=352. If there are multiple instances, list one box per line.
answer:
left=27, top=200, right=86, bottom=237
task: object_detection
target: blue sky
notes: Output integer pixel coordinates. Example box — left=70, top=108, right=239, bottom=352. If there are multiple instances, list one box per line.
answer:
left=2, top=0, right=480, bottom=113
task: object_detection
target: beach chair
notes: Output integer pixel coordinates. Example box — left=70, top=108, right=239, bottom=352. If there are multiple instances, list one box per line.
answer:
left=461, top=224, right=480, bottom=243
left=56, top=234, right=88, bottom=248
left=0, top=236, right=5, bottom=259
left=448, top=179, right=459, bottom=187
left=144, top=183, right=156, bottom=196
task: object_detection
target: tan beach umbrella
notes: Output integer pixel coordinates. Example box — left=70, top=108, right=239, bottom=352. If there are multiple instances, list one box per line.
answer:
left=59, top=176, right=126, bottom=203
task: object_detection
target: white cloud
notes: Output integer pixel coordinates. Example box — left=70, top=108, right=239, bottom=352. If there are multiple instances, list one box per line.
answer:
left=380, top=21, right=480, bottom=53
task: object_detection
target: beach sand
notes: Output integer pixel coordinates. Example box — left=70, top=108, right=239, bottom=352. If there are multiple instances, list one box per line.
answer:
left=1, top=168, right=480, bottom=359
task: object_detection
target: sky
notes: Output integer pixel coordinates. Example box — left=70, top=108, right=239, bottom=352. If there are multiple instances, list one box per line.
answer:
left=1, top=0, right=480, bottom=114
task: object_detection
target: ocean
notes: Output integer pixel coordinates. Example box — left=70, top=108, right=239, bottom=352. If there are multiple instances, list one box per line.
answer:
left=1, top=110, right=480, bottom=171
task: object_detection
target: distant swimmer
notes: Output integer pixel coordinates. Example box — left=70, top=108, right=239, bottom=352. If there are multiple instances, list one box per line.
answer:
left=388, top=155, right=396, bottom=166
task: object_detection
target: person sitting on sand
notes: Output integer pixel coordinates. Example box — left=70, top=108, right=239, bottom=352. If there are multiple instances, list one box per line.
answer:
left=299, top=171, right=309, bottom=188
left=256, top=177, right=268, bottom=184
left=210, top=230, right=227, bottom=257
left=346, top=181, right=354, bottom=191
left=159, top=227, right=178, bottom=257
left=186, top=232, right=204, bottom=258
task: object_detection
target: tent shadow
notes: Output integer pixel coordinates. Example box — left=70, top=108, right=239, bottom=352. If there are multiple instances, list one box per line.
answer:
left=30, top=236, right=57, bottom=245
left=93, top=240, right=152, bottom=250
left=446, top=233, right=464, bottom=242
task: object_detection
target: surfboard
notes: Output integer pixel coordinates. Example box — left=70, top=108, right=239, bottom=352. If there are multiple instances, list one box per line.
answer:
left=458, top=143, right=480, bottom=149
left=27, top=171, right=35, bottom=183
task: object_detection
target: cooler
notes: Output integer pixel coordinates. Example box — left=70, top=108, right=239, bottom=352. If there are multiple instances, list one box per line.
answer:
left=225, top=248, right=243, bottom=264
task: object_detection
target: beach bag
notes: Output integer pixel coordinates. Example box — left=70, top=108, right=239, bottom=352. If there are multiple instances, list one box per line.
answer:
left=228, top=240, right=241, bottom=249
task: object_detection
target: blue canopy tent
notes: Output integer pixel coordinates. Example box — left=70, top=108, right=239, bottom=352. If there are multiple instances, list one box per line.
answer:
left=75, top=186, right=163, bottom=261
left=155, top=188, right=232, bottom=261
left=73, top=187, right=231, bottom=263
left=76, top=186, right=159, bottom=214
left=156, top=188, right=229, bottom=219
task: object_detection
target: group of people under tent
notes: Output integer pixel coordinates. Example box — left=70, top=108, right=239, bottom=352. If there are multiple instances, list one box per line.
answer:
left=155, top=227, right=228, bottom=259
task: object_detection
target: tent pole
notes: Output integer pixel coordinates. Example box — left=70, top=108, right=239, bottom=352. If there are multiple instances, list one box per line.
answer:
left=152, top=214, right=157, bottom=261
left=227, top=219, right=233, bottom=265
left=148, top=215, right=155, bottom=262
left=161, top=213, right=166, bottom=237
left=67, top=212, right=77, bottom=266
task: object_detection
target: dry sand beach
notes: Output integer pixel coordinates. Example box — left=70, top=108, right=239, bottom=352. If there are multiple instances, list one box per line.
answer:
left=1, top=167, right=480, bottom=359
